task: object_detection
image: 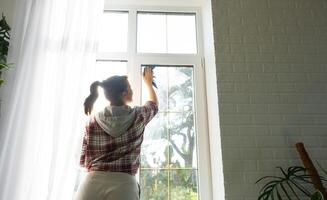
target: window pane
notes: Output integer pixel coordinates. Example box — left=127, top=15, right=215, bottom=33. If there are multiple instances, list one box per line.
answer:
left=140, top=170, right=199, bottom=200
left=170, top=170, right=198, bottom=200
left=169, top=112, right=197, bottom=168
left=142, top=67, right=168, bottom=111
left=98, top=12, right=128, bottom=52
left=93, top=61, right=127, bottom=112
left=141, top=66, right=194, bottom=112
left=141, top=113, right=169, bottom=168
left=137, top=13, right=167, bottom=53
left=167, top=15, right=197, bottom=54
left=140, top=65, right=199, bottom=200
left=137, top=12, right=197, bottom=54
left=168, top=67, right=194, bottom=112
left=140, top=170, right=168, bottom=200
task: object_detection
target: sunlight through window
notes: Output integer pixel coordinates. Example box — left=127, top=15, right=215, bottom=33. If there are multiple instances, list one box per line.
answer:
left=93, top=61, right=128, bottom=112
left=140, top=66, right=199, bottom=200
left=98, top=11, right=129, bottom=52
left=137, top=12, right=197, bottom=54
left=75, top=8, right=207, bottom=200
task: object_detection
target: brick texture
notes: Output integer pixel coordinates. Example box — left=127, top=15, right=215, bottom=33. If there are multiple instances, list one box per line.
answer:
left=211, top=0, right=327, bottom=199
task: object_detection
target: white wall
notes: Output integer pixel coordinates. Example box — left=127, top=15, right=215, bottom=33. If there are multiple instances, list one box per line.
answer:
left=211, top=0, right=327, bottom=199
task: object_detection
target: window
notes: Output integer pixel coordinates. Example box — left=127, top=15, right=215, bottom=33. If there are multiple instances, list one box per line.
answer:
left=137, top=12, right=197, bottom=54
left=140, top=65, right=198, bottom=199
left=98, top=11, right=129, bottom=52
left=74, top=7, right=212, bottom=200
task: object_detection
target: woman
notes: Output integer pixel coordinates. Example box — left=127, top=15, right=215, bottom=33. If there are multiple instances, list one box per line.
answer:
left=75, top=67, right=158, bottom=200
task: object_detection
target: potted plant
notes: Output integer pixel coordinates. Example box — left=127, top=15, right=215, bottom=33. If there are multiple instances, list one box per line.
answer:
left=0, top=13, right=11, bottom=87
left=256, top=166, right=326, bottom=200
left=256, top=143, right=327, bottom=200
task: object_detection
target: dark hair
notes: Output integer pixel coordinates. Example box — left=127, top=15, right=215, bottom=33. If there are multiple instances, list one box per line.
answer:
left=84, top=75, right=129, bottom=115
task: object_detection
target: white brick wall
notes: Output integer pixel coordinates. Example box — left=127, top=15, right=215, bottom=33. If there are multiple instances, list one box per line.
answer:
left=211, top=0, right=327, bottom=199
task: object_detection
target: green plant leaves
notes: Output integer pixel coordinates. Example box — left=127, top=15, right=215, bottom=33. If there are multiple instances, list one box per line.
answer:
left=0, top=14, right=11, bottom=31
left=0, top=13, right=11, bottom=59
left=0, top=13, right=11, bottom=87
left=0, top=62, right=10, bottom=70
left=311, top=191, right=324, bottom=200
left=256, top=166, right=327, bottom=200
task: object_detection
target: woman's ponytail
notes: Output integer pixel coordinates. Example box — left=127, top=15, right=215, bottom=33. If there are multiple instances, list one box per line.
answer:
left=84, top=81, right=101, bottom=115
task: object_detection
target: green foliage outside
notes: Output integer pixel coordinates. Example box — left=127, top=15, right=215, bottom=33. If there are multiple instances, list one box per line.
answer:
left=0, top=14, right=11, bottom=87
left=140, top=67, right=198, bottom=200
left=140, top=169, right=198, bottom=200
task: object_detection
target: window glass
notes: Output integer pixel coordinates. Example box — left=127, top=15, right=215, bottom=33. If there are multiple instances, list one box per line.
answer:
left=137, top=12, right=197, bottom=54
left=167, top=14, right=197, bottom=54
left=75, top=9, right=203, bottom=200
left=98, top=12, right=128, bottom=52
left=137, top=13, right=167, bottom=53
left=140, top=65, right=198, bottom=200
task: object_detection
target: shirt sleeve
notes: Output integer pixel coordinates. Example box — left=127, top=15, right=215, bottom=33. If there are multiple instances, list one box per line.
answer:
left=136, top=101, right=159, bottom=125
left=79, top=120, right=90, bottom=168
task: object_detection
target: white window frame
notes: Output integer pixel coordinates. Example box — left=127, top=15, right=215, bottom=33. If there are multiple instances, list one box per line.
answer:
left=97, top=5, right=213, bottom=200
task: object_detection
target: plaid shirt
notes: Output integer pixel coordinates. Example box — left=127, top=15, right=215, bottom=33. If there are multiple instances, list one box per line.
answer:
left=80, top=101, right=158, bottom=175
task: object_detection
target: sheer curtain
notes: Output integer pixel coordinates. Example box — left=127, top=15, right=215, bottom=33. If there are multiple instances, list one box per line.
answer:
left=0, top=0, right=103, bottom=199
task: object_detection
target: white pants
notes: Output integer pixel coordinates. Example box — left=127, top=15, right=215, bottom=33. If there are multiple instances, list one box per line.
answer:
left=75, top=171, right=140, bottom=200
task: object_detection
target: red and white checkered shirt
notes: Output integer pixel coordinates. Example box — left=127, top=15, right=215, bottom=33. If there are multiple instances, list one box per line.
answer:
left=79, top=101, right=158, bottom=175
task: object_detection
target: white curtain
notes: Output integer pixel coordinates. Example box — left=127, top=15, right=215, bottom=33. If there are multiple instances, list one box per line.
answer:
left=0, top=0, right=103, bottom=199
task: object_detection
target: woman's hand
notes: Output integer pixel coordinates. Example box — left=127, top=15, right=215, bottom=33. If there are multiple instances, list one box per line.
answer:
left=142, top=66, right=158, bottom=105
left=143, top=67, right=154, bottom=87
